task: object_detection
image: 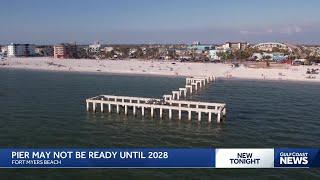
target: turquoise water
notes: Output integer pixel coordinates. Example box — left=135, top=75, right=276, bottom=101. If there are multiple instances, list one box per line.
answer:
left=0, top=69, right=319, bottom=179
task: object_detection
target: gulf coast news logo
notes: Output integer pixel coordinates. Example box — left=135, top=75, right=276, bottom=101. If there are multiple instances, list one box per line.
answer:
left=279, top=151, right=308, bottom=166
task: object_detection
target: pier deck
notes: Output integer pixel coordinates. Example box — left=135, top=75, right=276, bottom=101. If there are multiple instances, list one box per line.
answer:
left=86, top=95, right=226, bottom=122
left=85, top=75, right=227, bottom=123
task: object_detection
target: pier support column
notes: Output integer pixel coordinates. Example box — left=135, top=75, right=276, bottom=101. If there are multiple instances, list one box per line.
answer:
left=93, top=103, right=96, bottom=112
left=223, top=108, right=226, bottom=116
left=160, top=108, right=163, bottom=118
left=133, top=106, right=136, bottom=116
left=184, top=90, right=187, bottom=97
left=117, top=105, right=120, bottom=114
left=142, top=107, right=145, bottom=116
left=108, top=104, right=111, bottom=113
left=169, top=109, right=172, bottom=119
left=100, top=103, right=104, bottom=112
left=100, top=98, right=104, bottom=112
left=125, top=105, right=128, bottom=115
left=186, top=85, right=192, bottom=94
left=86, top=102, right=89, bottom=111
left=178, top=110, right=181, bottom=120
left=188, top=111, right=191, bottom=120
left=151, top=107, right=154, bottom=118
left=217, top=113, right=221, bottom=123
left=198, top=111, right=201, bottom=121
left=208, top=112, right=212, bottom=122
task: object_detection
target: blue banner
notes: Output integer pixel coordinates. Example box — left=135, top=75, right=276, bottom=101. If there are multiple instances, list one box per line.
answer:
left=0, top=148, right=215, bottom=168
left=1, top=148, right=319, bottom=168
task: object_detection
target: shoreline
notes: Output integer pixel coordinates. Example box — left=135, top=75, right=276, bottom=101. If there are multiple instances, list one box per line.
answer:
left=3, top=66, right=320, bottom=85
left=0, top=65, right=187, bottom=79
left=1, top=57, right=320, bottom=83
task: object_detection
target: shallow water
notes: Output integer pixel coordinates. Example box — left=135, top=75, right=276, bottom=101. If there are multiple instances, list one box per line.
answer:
left=0, top=69, right=319, bottom=179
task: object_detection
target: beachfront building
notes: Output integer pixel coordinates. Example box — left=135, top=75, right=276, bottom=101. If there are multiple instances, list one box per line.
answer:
left=188, top=44, right=213, bottom=53
left=88, top=42, right=101, bottom=53
left=7, top=43, right=36, bottom=57
left=252, top=52, right=288, bottom=61
left=252, top=42, right=292, bottom=52
left=192, top=41, right=201, bottom=45
left=0, top=46, right=4, bottom=60
left=222, top=42, right=248, bottom=51
left=102, top=46, right=114, bottom=53
left=53, top=43, right=77, bottom=59
left=1, top=46, right=8, bottom=54
left=129, top=48, right=138, bottom=58
left=208, top=50, right=220, bottom=60
left=35, top=46, right=54, bottom=57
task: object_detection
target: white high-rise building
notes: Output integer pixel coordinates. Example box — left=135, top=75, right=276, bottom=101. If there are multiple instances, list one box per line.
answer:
left=7, top=43, right=36, bottom=57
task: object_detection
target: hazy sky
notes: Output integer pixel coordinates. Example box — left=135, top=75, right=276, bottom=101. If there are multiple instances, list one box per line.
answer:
left=1, top=0, right=320, bottom=44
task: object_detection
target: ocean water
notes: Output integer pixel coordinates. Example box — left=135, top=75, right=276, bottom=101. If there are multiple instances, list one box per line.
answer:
left=0, top=69, right=319, bottom=179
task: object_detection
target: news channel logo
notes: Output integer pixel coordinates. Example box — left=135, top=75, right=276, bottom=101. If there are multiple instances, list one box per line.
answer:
left=274, top=148, right=320, bottom=168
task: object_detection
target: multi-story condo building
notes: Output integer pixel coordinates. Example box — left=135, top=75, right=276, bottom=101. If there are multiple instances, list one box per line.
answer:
left=222, top=42, right=248, bottom=51
left=53, top=43, right=77, bottom=59
left=7, top=43, right=36, bottom=57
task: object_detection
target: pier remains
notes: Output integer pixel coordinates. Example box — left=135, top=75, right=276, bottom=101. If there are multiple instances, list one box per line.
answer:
left=86, top=75, right=226, bottom=123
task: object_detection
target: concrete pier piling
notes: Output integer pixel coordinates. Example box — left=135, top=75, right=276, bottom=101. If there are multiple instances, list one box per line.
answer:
left=93, top=102, right=96, bottom=112
left=133, top=106, right=136, bottom=116
left=101, top=98, right=104, bottom=112
left=179, top=88, right=187, bottom=97
left=85, top=75, right=226, bottom=123
left=172, top=91, right=180, bottom=100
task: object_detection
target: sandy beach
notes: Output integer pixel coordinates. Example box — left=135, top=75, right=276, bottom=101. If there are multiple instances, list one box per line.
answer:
left=1, top=57, right=319, bottom=82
